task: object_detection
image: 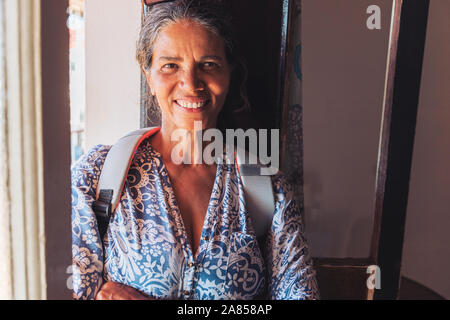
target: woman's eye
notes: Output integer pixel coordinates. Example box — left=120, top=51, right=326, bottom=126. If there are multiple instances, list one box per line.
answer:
left=161, top=63, right=178, bottom=71
left=202, top=62, right=219, bottom=70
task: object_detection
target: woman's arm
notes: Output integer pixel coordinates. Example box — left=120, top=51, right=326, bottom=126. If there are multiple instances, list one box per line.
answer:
left=265, top=173, right=320, bottom=300
left=95, top=282, right=156, bottom=300
left=71, top=145, right=111, bottom=300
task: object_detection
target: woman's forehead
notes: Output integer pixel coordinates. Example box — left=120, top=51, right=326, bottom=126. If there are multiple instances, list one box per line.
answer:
left=153, top=20, right=226, bottom=57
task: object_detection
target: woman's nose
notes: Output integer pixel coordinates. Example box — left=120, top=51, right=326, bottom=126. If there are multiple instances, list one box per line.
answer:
left=179, top=68, right=205, bottom=92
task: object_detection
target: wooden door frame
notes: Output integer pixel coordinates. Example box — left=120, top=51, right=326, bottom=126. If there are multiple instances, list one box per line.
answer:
left=371, top=0, right=430, bottom=300
left=41, top=0, right=73, bottom=299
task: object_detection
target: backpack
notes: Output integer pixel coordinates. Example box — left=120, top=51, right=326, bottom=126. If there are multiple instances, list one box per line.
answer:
left=92, top=127, right=276, bottom=241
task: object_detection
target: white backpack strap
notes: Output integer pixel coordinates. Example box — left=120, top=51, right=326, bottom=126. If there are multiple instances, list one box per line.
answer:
left=93, top=127, right=277, bottom=240
left=234, top=147, right=277, bottom=237
left=93, top=127, right=160, bottom=239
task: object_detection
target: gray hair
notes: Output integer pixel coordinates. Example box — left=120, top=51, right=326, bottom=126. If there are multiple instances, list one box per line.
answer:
left=136, top=0, right=249, bottom=130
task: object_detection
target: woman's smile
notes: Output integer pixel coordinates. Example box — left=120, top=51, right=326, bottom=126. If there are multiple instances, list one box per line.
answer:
left=175, top=98, right=211, bottom=113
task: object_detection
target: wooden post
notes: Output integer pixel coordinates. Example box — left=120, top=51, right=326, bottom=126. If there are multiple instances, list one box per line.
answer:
left=370, top=0, right=430, bottom=300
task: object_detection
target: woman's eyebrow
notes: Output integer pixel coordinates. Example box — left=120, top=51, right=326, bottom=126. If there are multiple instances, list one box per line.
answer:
left=158, top=55, right=223, bottom=61
left=201, top=55, right=223, bottom=61
left=158, top=56, right=183, bottom=61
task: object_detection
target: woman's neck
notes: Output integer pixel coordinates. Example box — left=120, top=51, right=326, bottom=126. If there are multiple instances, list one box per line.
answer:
left=152, top=119, right=218, bottom=167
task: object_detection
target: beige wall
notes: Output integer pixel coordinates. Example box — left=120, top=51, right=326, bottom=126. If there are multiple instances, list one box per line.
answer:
left=401, top=0, right=450, bottom=299
left=302, top=0, right=392, bottom=258
left=85, top=0, right=141, bottom=149
left=302, top=0, right=450, bottom=298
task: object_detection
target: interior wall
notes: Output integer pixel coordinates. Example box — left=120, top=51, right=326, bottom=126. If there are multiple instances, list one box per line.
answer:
left=301, top=0, right=392, bottom=258
left=85, top=0, right=141, bottom=150
left=302, top=0, right=450, bottom=299
left=401, top=0, right=450, bottom=299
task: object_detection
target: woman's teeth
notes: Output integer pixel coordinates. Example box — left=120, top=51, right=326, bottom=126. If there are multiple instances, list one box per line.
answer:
left=177, top=100, right=207, bottom=109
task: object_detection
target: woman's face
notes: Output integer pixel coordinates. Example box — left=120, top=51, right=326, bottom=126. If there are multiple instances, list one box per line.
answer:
left=146, top=19, right=231, bottom=131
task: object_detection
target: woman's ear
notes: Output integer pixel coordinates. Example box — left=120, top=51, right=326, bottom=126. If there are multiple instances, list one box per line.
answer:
left=149, top=84, right=156, bottom=97
left=144, top=69, right=156, bottom=96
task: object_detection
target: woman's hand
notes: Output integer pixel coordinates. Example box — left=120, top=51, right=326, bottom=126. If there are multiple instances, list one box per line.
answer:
left=95, top=282, right=155, bottom=300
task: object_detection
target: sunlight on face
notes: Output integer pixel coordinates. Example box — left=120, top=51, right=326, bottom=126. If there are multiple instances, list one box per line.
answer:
left=146, top=19, right=231, bottom=131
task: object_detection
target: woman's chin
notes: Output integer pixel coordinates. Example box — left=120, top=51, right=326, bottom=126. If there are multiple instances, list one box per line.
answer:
left=169, top=101, right=221, bottom=128
left=171, top=116, right=218, bottom=131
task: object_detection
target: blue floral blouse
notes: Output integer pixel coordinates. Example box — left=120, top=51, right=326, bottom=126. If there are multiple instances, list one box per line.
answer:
left=71, top=138, right=320, bottom=300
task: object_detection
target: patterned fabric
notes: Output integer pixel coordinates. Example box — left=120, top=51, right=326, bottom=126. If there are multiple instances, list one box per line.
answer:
left=71, top=138, right=320, bottom=300
left=283, top=0, right=306, bottom=218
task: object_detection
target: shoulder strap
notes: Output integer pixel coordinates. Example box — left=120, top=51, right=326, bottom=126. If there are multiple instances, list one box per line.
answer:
left=234, top=146, right=276, bottom=237
left=93, top=127, right=160, bottom=240
left=93, top=127, right=276, bottom=240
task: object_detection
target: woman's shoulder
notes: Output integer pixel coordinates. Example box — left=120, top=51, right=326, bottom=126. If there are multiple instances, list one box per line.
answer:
left=269, top=170, right=305, bottom=219
left=270, top=170, right=294, bottom=201
left=71, top=144, right=112, bottom=183
left=71, top=138, right=160, bottom=186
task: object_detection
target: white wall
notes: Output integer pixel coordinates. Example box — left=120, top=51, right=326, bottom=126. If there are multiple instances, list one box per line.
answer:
left=401, top=0, right=450, bottom=299
left=85, top=0, right=141, bottom=149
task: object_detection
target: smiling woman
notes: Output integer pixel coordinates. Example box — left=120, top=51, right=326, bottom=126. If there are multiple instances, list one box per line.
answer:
left=71, top=0, right=319, bottom=300
left=144, top=20, right=231, bottom=132
left=137, top=0, right=249, bottom=134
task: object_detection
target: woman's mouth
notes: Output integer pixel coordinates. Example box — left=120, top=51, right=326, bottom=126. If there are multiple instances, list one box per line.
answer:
left=175, top=99, right=210, bottom=112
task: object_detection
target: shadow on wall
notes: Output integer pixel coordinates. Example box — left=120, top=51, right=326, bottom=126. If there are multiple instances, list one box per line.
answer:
left=304, top=168, right=374, bottom=258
